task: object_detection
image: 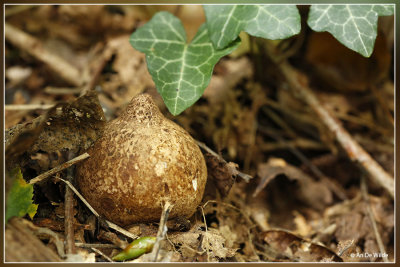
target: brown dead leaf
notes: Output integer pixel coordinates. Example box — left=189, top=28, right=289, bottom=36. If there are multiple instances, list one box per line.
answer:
left=263, top=230, right=342, bottom=262
left=167, top=223, right=237, bottom=262
left=204, top=153, right=237, bottom=197
left=5, top=103, right=60, bottom=167
left=6, top=90, right=106, bottom=165
left=320, top=194, right=394, bottom=261
left=202, top=228, right=237, bottom=261
left=254, top=158, right=333, bottom=210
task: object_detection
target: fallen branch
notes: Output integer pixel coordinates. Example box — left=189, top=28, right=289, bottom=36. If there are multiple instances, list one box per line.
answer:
left=5, top=23, right=82, bottom=86
left=266, top=45, right=394, bottom=199
left=64, top=151, right=77, bottom=255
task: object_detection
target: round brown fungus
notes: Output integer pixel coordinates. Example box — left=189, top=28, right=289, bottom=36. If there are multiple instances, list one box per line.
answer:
left=76, top=94, right=207, bottom=226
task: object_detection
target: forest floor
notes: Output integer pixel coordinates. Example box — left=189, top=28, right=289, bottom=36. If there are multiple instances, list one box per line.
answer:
left=4, top=5, right=395, bottom=262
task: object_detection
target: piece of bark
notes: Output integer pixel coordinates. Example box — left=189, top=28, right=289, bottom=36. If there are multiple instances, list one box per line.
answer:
left=5, top=217, right=61, bottom=262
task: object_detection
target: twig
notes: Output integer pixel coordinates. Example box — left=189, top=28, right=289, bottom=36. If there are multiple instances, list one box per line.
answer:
left=64, top=151, right=77, bottom=255
left=58, top=178, right=138, bottom=240
left=75, top=243, right=118, bottom=249
left=259, top=140, right=327, bottom=151
left=199, top=205, right=210, bottom=262
left=266, top=46, right=394, bottom=198
left=5, top=23, right=82, bottom=86
left=104, top=220, right=138, bottom=240
left=97, top=230, right=128, bottom=249
left=29, top=153, right=89, bottom=185
left=152, top=201, right=173, bottom=262
left=44, top=86, right=82, bottom=95
left=5, top=104, right=55, bottom=110
left=361, top=175, right=389, bottom=262
left=196, top=140, right=253, bottom=182
left=91, top=247, right=113, bottom=262
left=335, top=112, right=391, bottom=136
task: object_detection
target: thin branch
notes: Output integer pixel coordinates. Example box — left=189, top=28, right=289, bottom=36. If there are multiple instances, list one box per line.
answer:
left=64, top=151, right=77, bottom=255
left=5, top=104, right=55, bottom=110
left=199, top=205, right=210, bottom=262
left=266, top=45, right=394, bottom=198
left=5, top=23, right=82, bottom=86
left=153, top=201, right=173, bottom=262
left=29, top=153, right=90, bottom=185
left=91, top=247, right=113, bottom=262
left=44, top=86, right=82, bottom=95
left=97, top=230, right=128, bottom=249
left=75, top=243, right=118, bottom=249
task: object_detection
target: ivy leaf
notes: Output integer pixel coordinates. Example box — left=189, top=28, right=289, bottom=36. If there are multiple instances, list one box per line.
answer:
left=130, top=11, right=240, bottom=115
left=5, top=168, right=38, bottom=222
left=204, top=5, right=301, bottom=49
left=307, top=4, right=394, bottom=57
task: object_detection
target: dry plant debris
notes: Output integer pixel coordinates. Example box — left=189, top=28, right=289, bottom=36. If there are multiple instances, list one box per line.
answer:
left=4, top=4, right=394, bottom=263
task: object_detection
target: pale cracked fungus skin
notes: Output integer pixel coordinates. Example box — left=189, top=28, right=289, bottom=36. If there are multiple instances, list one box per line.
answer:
left=76, top=94, right=207, bottom=226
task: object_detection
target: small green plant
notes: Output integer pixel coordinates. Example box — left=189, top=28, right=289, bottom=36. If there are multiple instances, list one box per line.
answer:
left=130, top=4, right=394, bottom=115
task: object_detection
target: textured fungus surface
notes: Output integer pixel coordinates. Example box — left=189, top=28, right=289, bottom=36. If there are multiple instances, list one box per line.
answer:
left=76, top=94, right=207, bottom=226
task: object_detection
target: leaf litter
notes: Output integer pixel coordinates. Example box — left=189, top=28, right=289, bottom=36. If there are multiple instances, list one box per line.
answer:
left=4, top=4, right=394, bottom=263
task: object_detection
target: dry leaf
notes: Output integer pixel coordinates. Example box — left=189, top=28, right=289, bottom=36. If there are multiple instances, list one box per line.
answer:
left=263, top=229, right=342, bottom=262
left=254, top=158, right=333, bottom=210
left=204, top=153, right=238, bottom=197
left=5, top=90, right=106, bottom=166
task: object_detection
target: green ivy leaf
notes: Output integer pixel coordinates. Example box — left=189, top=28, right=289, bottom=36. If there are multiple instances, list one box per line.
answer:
left=307, top=4, right=394, bottom=57
left=5, top=168, right=38, bottom=222
left=130, top=11, right=240, bottom=115
left=204, top=5, right=301, bottom=49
